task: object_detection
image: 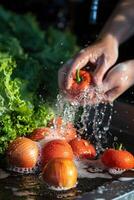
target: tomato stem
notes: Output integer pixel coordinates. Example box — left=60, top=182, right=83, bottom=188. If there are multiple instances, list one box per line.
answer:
left=119, top=143, right=123, bottom=150
left=113, top=142, right=123, bottom=150
left=76, top=69, right=82, bottom=83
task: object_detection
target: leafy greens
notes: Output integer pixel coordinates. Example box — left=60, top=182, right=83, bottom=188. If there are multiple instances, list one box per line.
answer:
left=0, top=7, right=79, bottom=154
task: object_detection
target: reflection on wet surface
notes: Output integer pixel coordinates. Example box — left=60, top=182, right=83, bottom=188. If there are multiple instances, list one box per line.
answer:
left=0, top=168, right=134, bottom=200
left=0, top=170, right=109, bottom=200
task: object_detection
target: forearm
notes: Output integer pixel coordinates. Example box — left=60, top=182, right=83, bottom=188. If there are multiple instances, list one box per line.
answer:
left=99, top=0, right=134, bottom=46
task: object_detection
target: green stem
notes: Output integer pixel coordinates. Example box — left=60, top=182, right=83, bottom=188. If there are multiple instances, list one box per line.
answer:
left=118, top=143, right=123, bottom=150
left=113, top=142, right=123, bottom=150
left=76, top=69, right=82, bottom=83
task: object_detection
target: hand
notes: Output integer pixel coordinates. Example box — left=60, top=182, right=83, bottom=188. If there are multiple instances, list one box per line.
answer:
left=58, top=35, right=119, bottom=95
left=102, top=60, right=134, bottom=102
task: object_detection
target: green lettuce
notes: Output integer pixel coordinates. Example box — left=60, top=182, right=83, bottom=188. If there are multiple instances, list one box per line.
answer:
left=0, top=7, right=79, bottom=155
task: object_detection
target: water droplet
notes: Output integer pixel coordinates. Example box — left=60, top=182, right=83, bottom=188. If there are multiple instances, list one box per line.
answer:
left=60, top=61, right=64, bottom=65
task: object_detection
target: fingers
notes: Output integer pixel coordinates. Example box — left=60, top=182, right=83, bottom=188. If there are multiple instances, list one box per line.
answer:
left=102, top=61, right=134, bottom=102
left=58, top=59, right=73, bottom=92
left=66, top=49, right=91, bottom=90
left=102, top=65, right=122, bottom=101
left=105, top=87, right=121, bottom=102
left=94, top=54, right=111, bottom=86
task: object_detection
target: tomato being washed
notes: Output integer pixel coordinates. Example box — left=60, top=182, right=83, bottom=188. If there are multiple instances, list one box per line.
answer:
left=69, top=138, right=96, bottom=159
left=42, top=158, right=78, bottom=189
left=101, top=148, right=134, bottom=170
left=41, top=139, right=74, bottom=167
left=48, top=117, right=77, bottom=142
left=69, top=69, right=92, bottom=96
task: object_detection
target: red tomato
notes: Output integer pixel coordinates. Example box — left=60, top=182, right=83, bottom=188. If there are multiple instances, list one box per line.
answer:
left=29, top=127, right=51, bottom=141
left=48, top=117, right=77, bottom=142
left=101, top=148, right=134, bottom=169
left=69, top=70, right=92, bottom=96
left=69, top=138, right=96, bottom=159
left=41, top=139, right=74, bottom=167
left=42, top=158, right=78, bottom=189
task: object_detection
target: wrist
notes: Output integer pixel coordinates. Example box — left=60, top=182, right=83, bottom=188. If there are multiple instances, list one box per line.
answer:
left=98, top=34, right=119, bottom=50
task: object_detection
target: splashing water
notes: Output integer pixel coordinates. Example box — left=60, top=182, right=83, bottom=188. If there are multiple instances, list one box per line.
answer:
left=53, top=85, right=113, bottom=154
left=55, top=94, right=79, bottom=124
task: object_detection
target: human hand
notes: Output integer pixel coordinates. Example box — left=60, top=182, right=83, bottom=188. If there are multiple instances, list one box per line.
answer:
left=58, top=35, right=119, bottom=96
left=102, top=60, right=134, bottom=102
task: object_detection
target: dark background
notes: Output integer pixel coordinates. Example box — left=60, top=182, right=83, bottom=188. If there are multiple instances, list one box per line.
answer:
left=0, top=0, right=134, bottom=104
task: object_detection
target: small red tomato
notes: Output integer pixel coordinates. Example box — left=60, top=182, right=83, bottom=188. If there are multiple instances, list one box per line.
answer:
left=48, top=117, right=77, bottom=142
left=101, top=148, right=134, bottom=170
left=29, top=127, right=51, bottom=141
left=42, top=158, right=78, bottom=189
left=69, top=69, right=92, bottom=96
left=7, top=137, right=39, bottom=168
left=69, top=138, right=96, bottom=159
left=42, top=139, right=74, bottom=167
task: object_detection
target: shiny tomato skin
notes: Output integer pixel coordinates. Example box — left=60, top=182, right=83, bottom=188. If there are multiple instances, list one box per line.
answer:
left=42, top=158, right=78, bottom=189
left=29, top=127, right=51, bottom=141
left=69, top=70, right=92, bottom=95
left=42, top=139, right=74, bottom=167
left=69, top=138, right=96, bottom=159
left=101, top=148, right=134, bottom=169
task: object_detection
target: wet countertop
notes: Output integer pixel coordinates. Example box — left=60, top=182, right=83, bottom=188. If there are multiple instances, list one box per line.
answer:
left=0, top=101, right=134, bottom=200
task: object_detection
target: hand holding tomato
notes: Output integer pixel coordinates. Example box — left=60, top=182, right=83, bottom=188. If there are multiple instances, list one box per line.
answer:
left=58, top=36, right=118, bottom=94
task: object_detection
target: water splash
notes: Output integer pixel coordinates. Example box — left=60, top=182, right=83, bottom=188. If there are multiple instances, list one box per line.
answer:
left=53, top=86, right=113, bottom=153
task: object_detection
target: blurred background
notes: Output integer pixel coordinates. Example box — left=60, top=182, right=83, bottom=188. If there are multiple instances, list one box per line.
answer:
left=0, top=0, right=134, bottom=104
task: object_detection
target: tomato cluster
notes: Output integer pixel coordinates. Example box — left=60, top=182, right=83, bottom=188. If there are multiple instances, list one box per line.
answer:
left=6, top=116, right=97, bottom=189
left=6, top=115, right=134, bottom=190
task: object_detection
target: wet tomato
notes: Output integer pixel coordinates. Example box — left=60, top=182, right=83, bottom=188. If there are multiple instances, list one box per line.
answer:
left=101, top=148, right=134, bottom=170
left=29, top=127, right=51, bottom=141
left=69, top=69, right=92, bottom=96
left=7, top=137, right=39, bottom=168
left=42, top=139, right=74, bottom=167
left=42, top=158, right=78, bottom=189
left=69, top=138, right=96, bottom=159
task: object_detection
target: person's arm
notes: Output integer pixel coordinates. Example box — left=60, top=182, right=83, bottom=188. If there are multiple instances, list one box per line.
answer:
left=58, top=0, right=134, bottom=103
left=94, top=0, right=134, bottom=84
left=99, top=0, right=134, bottom=46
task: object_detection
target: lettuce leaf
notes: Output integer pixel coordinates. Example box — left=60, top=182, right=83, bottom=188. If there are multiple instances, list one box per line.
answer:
left=0, top=7, right=79, bottom=155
